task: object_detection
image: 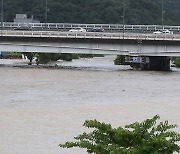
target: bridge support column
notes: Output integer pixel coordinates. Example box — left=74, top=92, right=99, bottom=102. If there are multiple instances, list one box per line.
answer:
left=142, top=56, right=170, bottom=71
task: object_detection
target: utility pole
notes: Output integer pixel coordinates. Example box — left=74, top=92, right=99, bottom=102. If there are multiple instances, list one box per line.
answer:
left=123, top=0, right=125, bottom=33
left=161, top=0, right=164, bottom=30
left=45, top=0, right=47, bottom=28
left=1, top=0, right=3, bottom=29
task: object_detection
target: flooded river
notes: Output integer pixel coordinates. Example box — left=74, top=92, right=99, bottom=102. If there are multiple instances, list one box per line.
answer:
left=0, top=56, right=180, bottom=154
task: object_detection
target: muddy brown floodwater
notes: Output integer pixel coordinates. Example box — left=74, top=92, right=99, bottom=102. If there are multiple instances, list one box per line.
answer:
left=0, top=56, right=180, bottom=154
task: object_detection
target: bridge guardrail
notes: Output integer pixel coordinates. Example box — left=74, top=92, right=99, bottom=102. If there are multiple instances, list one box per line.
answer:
left=1, top=30, right=180, bottom=41
left=1, top=22, right=180, bottom=32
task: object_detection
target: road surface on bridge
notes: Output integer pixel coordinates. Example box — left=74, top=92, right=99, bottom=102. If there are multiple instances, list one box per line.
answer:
left=1, top=30, right=180, bottom=41
left=1, top=22, right=180, bottom=33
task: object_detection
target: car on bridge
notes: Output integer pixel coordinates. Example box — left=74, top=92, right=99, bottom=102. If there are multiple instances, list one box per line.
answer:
left=88, top=28, right=104, bottom=32
left=14, top=25, right=31, bottom=30
left=153, top=29, right=173, bottom=34
left=69, top=27, right=86, bottom=32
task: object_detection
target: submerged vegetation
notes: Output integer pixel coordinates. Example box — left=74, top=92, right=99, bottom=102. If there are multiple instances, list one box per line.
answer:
left=114, top=55, right=126, bottom=65
left=60, top=115, right=180, bottom=154
left=173, top=57, right=180, bottom=68
left=21, top=52, right=104, bottom=65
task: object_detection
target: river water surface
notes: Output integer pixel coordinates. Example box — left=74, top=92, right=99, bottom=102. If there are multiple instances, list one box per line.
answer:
left=0, top=56, right=180, bottom=154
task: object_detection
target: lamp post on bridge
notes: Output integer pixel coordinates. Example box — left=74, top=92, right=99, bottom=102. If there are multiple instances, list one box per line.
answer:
left=161, top=0, right=164, bottom=30
left=122, top=0, right=125, bottom=33
left=45, top=0, right=48, bottom=28
left=1, top=0, right=3, bottom=29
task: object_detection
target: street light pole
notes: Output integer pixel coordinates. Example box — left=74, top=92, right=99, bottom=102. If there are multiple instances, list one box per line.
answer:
left=1, top=0, right=3, bottom=29
left=45, top=0, right=47, bottom=27
left=161, top=0, right=164, bottom=29
left=123, top=0, right=125, bottom=33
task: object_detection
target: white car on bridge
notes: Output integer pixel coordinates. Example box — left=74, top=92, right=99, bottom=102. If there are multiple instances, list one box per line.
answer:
left=69, top=27, right=86, bottom=32
left=153, top=30, right=173, bottom=34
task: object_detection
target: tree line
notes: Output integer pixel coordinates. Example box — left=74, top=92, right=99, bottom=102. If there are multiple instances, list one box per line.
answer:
left=2, top=0, right=180, bottom=25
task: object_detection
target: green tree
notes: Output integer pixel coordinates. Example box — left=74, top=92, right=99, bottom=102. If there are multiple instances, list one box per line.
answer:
left=173, top=57, right=180, bottom=68
left=35, top=53, right=78, bottom=65
left=60, top=115, right=180, bottom=154
left=3, top=0, right=180, bottom=25
left=114, top=55, right=126, bottom=65
left=36, top=53, right=61, bottom=64
left=59, top=53, right=73, bottom=61
left=22, top=52, right=36, bottom=65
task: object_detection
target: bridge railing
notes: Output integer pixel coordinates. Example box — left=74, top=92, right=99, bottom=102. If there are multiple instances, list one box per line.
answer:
left=1, top=22, right=180, bottom=32
left=1, top=30, right=180, bottom=41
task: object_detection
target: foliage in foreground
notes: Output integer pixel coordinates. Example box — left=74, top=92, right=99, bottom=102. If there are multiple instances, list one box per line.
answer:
left=60, top=115, right=180, bottom=154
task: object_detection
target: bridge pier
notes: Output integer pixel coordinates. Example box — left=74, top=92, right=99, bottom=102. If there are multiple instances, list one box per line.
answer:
left=128, top=56, right=171, bottom=71
left=142, top=56, right=170, bottom=71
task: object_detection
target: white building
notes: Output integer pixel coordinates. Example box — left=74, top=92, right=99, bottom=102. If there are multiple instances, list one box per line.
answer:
left=14, top=14, right=40, bottom=24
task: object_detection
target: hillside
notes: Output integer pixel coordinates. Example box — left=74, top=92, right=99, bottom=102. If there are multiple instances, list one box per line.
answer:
left=2, top=0, right=180, bottom=25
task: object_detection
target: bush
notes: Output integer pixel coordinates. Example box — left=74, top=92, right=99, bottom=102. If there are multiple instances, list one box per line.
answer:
left=60, top=115, right=180, bottom=154
left=174, top=57, right=180, bottom=68
left=114, top=55, right=126, bottom=65
left=59, top=53, right=73, bottom=61
left=78, top=54, right=104, bottom=58
left=6, top=52, right=22, bottom=59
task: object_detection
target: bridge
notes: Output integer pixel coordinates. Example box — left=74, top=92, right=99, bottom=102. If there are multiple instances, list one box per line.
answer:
left=1, top=22, right=180, bottom=33
left=0, top=28, right=180, bottom=70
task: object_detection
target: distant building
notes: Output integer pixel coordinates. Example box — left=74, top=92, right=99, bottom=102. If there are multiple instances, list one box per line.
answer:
left=14, top=14, right=40, bottom=24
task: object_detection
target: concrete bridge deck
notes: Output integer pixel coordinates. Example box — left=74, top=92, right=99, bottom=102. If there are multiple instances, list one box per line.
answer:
left=0, top=30, right=180, bottom=57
